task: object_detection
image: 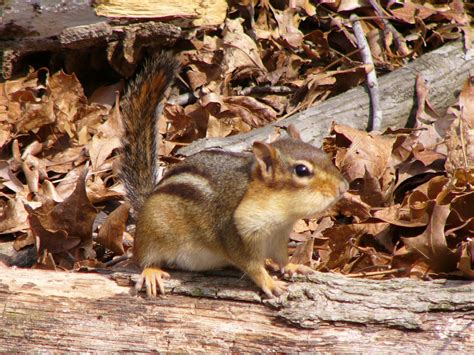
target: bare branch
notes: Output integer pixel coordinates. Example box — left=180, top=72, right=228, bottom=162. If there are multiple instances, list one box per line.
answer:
left=369, top=0, right=411, bottom=57
left=350, top=14, right=383, bottom=131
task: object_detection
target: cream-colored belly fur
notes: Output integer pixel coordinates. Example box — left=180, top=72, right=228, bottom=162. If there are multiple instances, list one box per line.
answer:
left=142, top=244, right=230, bottom=271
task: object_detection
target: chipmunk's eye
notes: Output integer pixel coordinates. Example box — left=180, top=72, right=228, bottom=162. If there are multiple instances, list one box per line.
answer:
left=294, top=164, right=312, bottom=177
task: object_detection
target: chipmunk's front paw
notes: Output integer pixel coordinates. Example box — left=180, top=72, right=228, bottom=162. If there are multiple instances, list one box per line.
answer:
left=135, top=267, right=170, bottom=297
left=282, top=262, right=315, bottom=277
left=260, top=277, right=287, bottom=298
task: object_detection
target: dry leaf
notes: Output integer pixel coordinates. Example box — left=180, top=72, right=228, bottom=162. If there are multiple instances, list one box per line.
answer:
left=96, top=202, right=130, bottom=255
left=289, top=238, right=314, bottom=266
left=332, top=124, right=396, bottom=181
left=0, top=198, right=29, bottom=234
left=26, top=166, right=97, bottom=267
left=27, top=205, right=81, bottom=254
left=402, top=204, right=458, bottom=272
left=458, top=240, right=474, bottom=279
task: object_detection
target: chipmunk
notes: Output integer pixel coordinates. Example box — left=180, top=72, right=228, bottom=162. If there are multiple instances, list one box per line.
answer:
left=120, top=52, right=348, bottom=298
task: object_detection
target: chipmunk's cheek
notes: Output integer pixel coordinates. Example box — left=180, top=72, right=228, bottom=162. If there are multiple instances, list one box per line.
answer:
left=294, top=190, right=329, bottom=217
left=299, top=178, right=346, bottom=216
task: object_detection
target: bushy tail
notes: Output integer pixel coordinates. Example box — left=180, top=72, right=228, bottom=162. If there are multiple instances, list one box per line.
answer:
left=120, top=52, right=179, bottom=212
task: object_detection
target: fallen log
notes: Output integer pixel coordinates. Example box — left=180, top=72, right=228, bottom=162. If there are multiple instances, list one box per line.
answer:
left=180, top=40, right=473, bottom=156
left=0, top=267, right=472, bottom=351
left=0, top=0, right=225, bottom=78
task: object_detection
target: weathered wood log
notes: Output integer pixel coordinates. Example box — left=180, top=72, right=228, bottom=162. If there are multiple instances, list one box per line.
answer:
left=180, top=40, right=473, bottom=156
left=1, top=267, right=472, bottom=351
left=0, top=20, right=183, bottom=79
left=0, top=0, right=224, bottom=78
left=0, top=0, right=225, bottom=39
left=0, top=0, right=102, bottom=40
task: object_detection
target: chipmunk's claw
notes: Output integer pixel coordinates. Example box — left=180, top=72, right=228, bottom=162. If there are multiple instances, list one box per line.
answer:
left=135, top=267, right=170, bottom=297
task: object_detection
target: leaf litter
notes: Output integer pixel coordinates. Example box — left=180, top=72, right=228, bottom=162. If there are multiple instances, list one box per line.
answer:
left=0, top=2, right=472, bottom=282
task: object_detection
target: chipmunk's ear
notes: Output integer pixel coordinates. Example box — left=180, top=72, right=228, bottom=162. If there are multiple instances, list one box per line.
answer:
left=287, top=124, right=302, bottom=140
left=252, top=141, right=278, bottom=180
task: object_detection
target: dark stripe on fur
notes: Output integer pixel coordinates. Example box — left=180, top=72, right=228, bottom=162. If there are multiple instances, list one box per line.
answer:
left=154, top=182, right=206, bottom=202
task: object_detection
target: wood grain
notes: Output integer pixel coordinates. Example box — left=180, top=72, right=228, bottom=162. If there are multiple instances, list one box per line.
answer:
left=0, top=267, right=472, bottom=352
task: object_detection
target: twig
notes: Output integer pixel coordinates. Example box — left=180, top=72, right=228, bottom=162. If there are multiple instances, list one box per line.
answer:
left=104, top=252, right=132, bottom=267
left=345, top=267, right=406, bottom=278
left=350, top=14, right=382, bottom=131
left=237, top=85, right=295, bottom=96
left=168, top=92, right=197, bottom=106
left=459, top=114, right=469, bottom=167
left=350, top=264, right=392, bottom=272
left=368, top=0, right=410, bottom=57
left=50, top=167, right=112, bottom=184
left=322, top=48, right=362, bottom=71
left=348, top=237, right=392, bottom=262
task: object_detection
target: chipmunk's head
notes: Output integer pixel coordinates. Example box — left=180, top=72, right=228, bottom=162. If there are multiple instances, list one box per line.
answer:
left=251, top=126, right=348, bottom=219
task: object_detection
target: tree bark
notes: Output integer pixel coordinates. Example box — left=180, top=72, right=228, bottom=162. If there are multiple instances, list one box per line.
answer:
left=179, top=40, right=473, bottom=156
left=1, top=267, right=472, bottom=352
